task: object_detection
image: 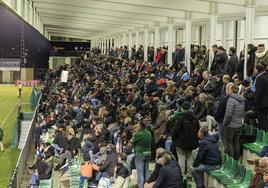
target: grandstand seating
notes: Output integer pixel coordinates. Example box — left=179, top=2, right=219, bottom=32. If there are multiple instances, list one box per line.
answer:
left=206, top=124, right=267, bottom=188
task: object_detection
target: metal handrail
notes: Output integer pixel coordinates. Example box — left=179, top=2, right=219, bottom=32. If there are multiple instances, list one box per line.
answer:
left=8, top=93, right=42, bottom=188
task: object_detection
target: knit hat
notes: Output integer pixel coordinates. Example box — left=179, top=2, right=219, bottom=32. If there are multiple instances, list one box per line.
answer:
left=181, top=101, right=191, bottom=110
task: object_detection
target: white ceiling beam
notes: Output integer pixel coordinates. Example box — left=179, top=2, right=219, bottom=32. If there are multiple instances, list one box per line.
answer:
left=36, top=7, right=167, bottom=23
left=32, top=0, right=186, bottom=18
left=42, top=19, right=134, bottom=30
left=39, top=12, right=154, bottom=26
left=40, top=14, right=147, bottom=28
left=44, top=22, right=127, bottom=34
left=92, top=0, right=210, bottom=14
left=198, top=0, right=245, bottom=6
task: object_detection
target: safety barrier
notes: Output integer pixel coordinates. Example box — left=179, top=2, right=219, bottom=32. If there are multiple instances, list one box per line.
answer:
left=8, top=88, right=42, bottom=188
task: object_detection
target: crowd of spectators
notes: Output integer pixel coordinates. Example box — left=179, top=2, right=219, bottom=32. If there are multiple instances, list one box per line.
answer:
left=29, top=42, right=268, bottom=188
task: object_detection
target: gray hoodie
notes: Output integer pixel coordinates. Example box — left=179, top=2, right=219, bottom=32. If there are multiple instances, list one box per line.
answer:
left=223, top=93, right=245, bottom=128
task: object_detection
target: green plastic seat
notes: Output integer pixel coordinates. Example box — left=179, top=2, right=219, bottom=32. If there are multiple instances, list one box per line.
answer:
left=242, top=124, right=253, bottom=135
left=262, top=132, right=268, bottom=145
left=213, top=159, right=238, bottom=180
left=226, top=169, right=253, bottom=188
left=210, top=157, right=234, bottom=178
left=220, top=165, right=245, bottom=185
left=244, top=130, right=265, bottom=154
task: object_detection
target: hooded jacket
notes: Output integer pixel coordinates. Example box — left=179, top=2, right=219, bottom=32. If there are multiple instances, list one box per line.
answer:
left=193, top=134, right=222, bottom=167
left=223, top=93, right=245, bottom=128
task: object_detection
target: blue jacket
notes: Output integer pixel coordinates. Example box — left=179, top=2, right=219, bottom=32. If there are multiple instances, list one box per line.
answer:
left=193, top=134, right=222, bottom=167
left=153, top=160, right=183, bottom=188
left=260, top=146, right=268, bottom=157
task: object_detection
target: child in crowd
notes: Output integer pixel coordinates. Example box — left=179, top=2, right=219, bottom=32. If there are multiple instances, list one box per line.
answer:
left=79, top=155, right=100, bottom=188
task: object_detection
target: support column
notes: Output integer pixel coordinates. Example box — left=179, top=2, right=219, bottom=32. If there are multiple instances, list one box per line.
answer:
left=123, top=33, right=127, bottom=47
left=154, top=21, right=160, bottom=55
left=128, top=31, right=133, bottom=58
left=222, top=20, right=228, bottom=48
left=24, top=0, right=28, bottom=20
left=144, top=25, right=149, bottom=62
left=102, top=38, right=105, bottom=54
left=167, top=17, right=174, bottom=65
left=135, top=30, right=140, bottom=51
left=17, top=0, right=22, bottom=15
left=29, top=5, right=33, bottom=25
left=105, top=37, right=108, bottom=55
left=185, top=12, right=192, bottom=73
left=244, top=0, right=255, bottom=78
left=208, top=2, right=218, bottom=71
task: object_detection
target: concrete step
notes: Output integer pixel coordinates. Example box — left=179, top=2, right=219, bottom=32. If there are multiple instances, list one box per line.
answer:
left=20, top=145, right=36, bottom=187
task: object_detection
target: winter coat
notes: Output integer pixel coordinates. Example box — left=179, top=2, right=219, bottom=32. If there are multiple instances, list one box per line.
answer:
left=223, top=93, right=245, bottom=128
left=99, top=151, right=118, bottom=177
left=255, top=72, right=268, bottom=109
left=193, top=134, right=222, bottom=167
left=224, top=54, right=238, bottom=77
left=154, top=110, right=169, bottom=144
left=172, top=111, right=200, bottom=151
left=255, top=50, right=268, bottom=69
left=153, top=160, right=183, bottom=188
left=214, top=95, right=229, bottom=123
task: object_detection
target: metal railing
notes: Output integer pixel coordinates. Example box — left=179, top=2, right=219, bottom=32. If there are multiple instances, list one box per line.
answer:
left=8, top=93, right=42, bottom=188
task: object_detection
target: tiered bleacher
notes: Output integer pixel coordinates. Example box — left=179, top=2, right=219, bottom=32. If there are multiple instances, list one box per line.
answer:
left=26, top=43, right=268, bottom=188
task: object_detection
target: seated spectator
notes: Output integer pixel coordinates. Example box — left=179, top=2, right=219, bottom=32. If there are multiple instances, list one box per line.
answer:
left=52, top=124, right=67, bottom=154
left=97, top=144, right=118, bottom=180
left=54, top=129, right=80, bottom=170
left=152, top=152, right=183, bottom=188
left=145, top=148, right=166, bottom=186
left=79, top=155, right=99, bottom=188
left=29, top=155, right=52, bottom=180
left=112, top=152, right=131, bottom=188
left=247, top=157, right=262, bottom=188
left=256, top=157, right=268, bottom=187
left=191, top=126, right=222, bottom=188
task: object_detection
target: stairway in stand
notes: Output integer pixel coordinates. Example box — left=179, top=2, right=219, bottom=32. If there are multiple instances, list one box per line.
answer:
left=20, top=145, right=36, bottom=187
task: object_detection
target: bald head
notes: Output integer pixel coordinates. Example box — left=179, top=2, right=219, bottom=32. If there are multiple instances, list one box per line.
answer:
left=259, top=157, right=268, bottom=174
left=226, top=82, right=234, bottom=95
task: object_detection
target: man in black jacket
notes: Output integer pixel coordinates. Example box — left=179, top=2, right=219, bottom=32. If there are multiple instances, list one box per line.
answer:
left=254, top=65, right=268, bottom=131
left=191, top=126, right=222, bottom=188
left=215, top=46, right=228, bottom=75
left=54, top=131, right=81, bottom=171
left=172, top=102, right=200, bottom=175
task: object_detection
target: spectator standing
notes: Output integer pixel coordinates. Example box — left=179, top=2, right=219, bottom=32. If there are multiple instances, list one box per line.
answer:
left=223, top=84, right=245, bottom=160
left=254, top=65, right=268, bottom=131
left=131, top=121, right=152, bottom=188
left=171, top=102, right=200, bottom=175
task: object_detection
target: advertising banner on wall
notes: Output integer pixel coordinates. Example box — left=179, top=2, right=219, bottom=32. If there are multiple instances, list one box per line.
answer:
left=0, top=58, right=21, bottom=71
left=15, top=80, right=40, bottom=86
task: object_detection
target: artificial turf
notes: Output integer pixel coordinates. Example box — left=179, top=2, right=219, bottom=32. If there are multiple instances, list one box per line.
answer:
left=0, top=86, right=32, bottom=187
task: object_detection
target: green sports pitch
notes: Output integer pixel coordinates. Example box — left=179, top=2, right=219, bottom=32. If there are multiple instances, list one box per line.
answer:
left=0, top=85, right=32, bottom=187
